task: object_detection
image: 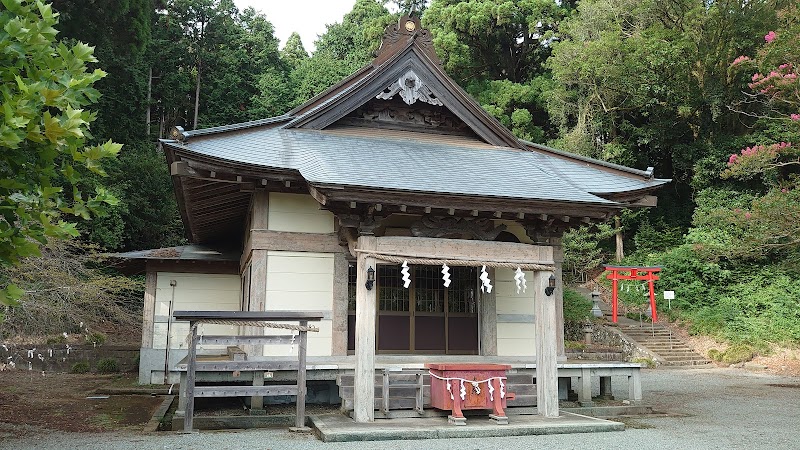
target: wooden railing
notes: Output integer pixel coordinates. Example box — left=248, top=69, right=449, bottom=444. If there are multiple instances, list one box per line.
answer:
left=172, top=310, right=323, bottom=432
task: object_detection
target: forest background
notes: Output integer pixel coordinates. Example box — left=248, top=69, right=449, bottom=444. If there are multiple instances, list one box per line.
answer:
left=1, top=0, right=799, bottom=354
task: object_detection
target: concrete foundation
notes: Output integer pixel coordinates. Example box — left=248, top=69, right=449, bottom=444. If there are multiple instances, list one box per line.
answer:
left=310, top=412, right=624, bottom=442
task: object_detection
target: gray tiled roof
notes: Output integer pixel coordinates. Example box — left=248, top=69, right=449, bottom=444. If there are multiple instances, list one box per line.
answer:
left=112, top=245, right=240, bottom=262
left=167, top=127, right=667, bottom=205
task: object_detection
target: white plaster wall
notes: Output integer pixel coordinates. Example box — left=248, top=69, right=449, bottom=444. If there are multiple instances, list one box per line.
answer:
left=151, top=272, right=241, bottom=351
left=262, top=251, right=334, bottom=357
left=495, top=267, right=536, bottom=356
left=267, top=192, right=334, bottom=233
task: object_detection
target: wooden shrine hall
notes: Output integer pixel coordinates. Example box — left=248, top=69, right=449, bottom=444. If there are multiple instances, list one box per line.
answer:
left=123, top=15, right=669, bottom=424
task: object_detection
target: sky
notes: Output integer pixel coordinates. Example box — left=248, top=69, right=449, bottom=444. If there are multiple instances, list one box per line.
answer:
left=234, top=0, right=358, bottom=51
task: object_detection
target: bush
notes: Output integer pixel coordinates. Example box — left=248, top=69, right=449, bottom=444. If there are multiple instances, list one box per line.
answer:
left=722, top=344, right=755, bottom=364
left=707, top=349, right=724, bottom=362
left=631, top=357, right=656, bottom=368
left=563, top=288, right=593, bottom=323
left=46, top=334, right=67, bottom=344
left=70, top=361, right=90, bottom=374
left=96, top=358, right=120, bottom=373
left=565, top=340, right=587, bottom=351
left=85, top=332, right=107, bottom=346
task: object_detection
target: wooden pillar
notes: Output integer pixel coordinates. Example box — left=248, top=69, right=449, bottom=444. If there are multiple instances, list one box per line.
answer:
left=141, top=271, right=157, bottom=349
left=353, top=236, right=377, bottom=422
left=480, top=268, right=497, bottom=356
left=535, top=270, right=559, bottom=418
left=331, top=253, right=349, bottom=356
left=295, top=320, right=309, bottom=429
left=615, top=215, right=624, bottom=262
left=183, top=322, right=199, bottom=432
left=245, top=190, right=269, bottom=353
left=551, top=238, right=566, bottom=359
left=247, top=191, right=269, bottom=409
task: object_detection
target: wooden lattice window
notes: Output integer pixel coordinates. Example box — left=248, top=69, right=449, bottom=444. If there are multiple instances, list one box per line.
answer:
left=414, top=265, right=444, bottom=313
left=448, top=267, right=478, bottom=313
left=378, top=265, right=409, bottom=311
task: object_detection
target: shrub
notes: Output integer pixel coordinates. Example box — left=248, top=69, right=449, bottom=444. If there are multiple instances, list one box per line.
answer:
left=85, top=332, right=107, bottom=346
left=565, top=340, right=587, bottom=351
left=631, top=357, right=656, bottom=368
left=707, top=349, right=724, bottom=362
left=563, top=288, right=593, bottom=323
left=96, top=358, right=119, bottom=373
left=46, top=335, right=67, bottom=344
left=722, top=344, right=755, bottom=364
left=70, top=361, right=90, bottom=374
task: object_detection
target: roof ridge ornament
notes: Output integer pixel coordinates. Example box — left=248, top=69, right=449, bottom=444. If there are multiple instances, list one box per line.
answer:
left=376, top=69, right=443, bottom=106
left=374, top=15, right=440, bottom=65
left=168, top=126, right=188, bottom=143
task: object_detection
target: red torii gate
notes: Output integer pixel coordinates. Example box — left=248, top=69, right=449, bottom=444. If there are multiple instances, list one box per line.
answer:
left=604, top=266, right=662, bottom=323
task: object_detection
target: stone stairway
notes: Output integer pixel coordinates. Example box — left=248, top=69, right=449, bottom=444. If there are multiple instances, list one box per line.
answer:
left=576, top=284, right=711, bottom=366
left=619, top=324, right=711, bottom=366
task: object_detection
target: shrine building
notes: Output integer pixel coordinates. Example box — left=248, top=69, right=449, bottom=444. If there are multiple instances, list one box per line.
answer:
left=121, top=16, right=669, bottom=422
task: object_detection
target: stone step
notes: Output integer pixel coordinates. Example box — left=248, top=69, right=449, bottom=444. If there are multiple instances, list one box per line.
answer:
left=658, top=353, right=709, bottom=359
left=622, top=332, right=679, bottom=338
left=647, top=347, right=697, bottom=353
left=652, top=352, right=699, bottom=358
left=659, top=353, right=706, bottom=359
left=622, top=331, right=674, bottom=336
left=643, top=344, right=694, bottom=350
left=617, top=324, right=711, bottom=367
left=660, top=359, right=712, bottom=366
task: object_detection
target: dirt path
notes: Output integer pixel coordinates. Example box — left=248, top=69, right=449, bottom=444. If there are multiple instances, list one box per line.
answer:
left=0, top=371, right=163, bottom=433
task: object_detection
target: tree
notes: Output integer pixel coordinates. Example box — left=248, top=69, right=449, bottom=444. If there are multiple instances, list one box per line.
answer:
left=546, top=0, right=783, bottom=245
left=424, top=0, right=574, bottom=142
left=281, top=32, right=309, bottom=70
left=49, top=0, right=184, bottom=253
left=713, top=7, right=800, bottom=264
left=393, top=0, right=428, bottom=16
left=290, top=0, right=394, bottom=104
left=0, top=0, right=120, bottom=306
left=152, top=1, right=289, bottom=129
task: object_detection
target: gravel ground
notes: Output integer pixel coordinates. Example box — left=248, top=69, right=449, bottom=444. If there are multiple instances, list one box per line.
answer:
left=2, top=366, right=798, bottom=450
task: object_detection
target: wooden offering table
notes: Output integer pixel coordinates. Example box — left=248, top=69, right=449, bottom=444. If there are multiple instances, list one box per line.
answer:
left=426, top=363, right=515, bottom=425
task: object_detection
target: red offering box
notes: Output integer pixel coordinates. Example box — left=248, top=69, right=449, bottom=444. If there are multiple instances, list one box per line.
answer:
left=426, top=363, right=514, bottom=423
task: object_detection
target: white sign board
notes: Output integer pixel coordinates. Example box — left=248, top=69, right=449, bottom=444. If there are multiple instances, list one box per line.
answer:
left=663, top=291, right=675, bottom=300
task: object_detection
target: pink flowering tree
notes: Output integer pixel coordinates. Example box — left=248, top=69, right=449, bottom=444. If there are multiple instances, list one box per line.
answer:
left=718, top=8, right=800, bottom=260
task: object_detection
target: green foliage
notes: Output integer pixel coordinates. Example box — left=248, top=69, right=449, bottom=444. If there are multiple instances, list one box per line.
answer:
left=70, top=361, right=90, bottom=374
left=290, top=0, right=393, bottom=104
left=547, top=0, right=781, bottom=232
left=630, top=357, right=656, bottom=368
left=95, top=357, right=119, bottom=373
left=0, top=0, right=121, bottom=305
left=563, top=288, right=593, bottom=323
left=632, top=219, right=684, bottom=255
left=565, top=340, right=587, bottom=351
left=630, top=243, right=800, bottom=346
left=707, top=348, right=723, bottom=362
left=562, top=223, right=616, bottom=284
left=424, top=0, right=572, bottom=142
left=721, top=344, right=755, bottom=364
left=46, top=334, right=67, bottom=344
left=85, top=331, right=107, bottom=346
